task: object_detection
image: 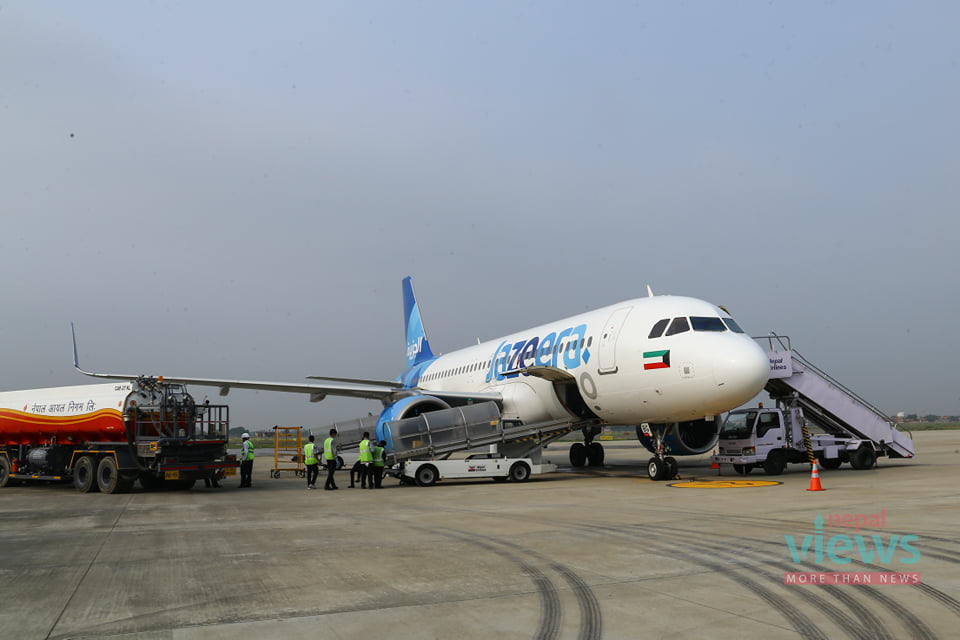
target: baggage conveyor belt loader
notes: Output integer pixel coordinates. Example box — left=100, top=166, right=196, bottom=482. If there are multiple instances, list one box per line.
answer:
left=712, top=334, right=914, bottom=475
left=324, top=401, right=603, bottom=486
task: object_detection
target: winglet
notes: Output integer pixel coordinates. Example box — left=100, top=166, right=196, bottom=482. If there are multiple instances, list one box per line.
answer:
left=70, top=323, right=132, bottom=379
left=402, top=277, right=435, bottom=368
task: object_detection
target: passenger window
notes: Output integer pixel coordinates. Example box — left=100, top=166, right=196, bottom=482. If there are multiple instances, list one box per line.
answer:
left=648, top=318, right=670, bottom=339
left=691, top=317, right=726, bottom=332
left=665, top=317, right=690, bottom=336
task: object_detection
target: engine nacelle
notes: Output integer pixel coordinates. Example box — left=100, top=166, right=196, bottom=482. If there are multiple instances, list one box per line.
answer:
left=375, top=395, right=451, bottom=441
left=636, top=418, right=720, bottom=456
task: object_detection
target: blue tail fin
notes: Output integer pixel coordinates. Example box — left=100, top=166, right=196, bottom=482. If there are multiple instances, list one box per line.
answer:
left=402, top=277, right=435, bottom=368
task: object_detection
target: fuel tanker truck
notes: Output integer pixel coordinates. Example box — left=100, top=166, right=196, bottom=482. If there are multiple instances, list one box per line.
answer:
left=0, top=377, right=237, bottom=492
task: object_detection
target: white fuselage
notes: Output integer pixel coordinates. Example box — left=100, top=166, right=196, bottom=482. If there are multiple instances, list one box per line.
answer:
left=413, top=295, right=769, bottom=426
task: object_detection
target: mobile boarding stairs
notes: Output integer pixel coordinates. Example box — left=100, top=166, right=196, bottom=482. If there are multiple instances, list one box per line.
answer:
left=761, top=334, right=914, bottom=461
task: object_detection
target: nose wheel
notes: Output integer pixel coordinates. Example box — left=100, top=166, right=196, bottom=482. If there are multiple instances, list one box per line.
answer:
left=647, top=456, right=678, bottom=480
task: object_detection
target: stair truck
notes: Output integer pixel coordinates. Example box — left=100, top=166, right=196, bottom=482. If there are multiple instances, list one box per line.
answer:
left=712, top=335, right=914, bottom=475
left=0, top=377, right=237, bottom=492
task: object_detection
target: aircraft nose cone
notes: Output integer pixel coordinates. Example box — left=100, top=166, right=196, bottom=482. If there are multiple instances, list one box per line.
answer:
left=714, top=337, right=770, bottom=404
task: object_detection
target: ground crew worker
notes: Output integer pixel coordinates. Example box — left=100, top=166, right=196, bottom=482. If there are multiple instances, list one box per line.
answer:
left=349, top=458, right=362, bottom=488
left=323, top=428, right=339, bottom=490
left=304, top=434, right=319, bottom=489
left=239, top=433, right=254, bottom=488
left=372, top=439, right=386, bottom=488
left=358, top=431, right=373, bottom=489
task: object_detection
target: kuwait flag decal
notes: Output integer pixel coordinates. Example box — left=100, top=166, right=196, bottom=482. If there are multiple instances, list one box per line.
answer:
left=643, top=350, right=671, bottom=370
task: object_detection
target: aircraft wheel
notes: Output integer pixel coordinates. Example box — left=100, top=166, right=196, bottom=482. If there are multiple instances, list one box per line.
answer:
left=569, top=442, right=587, bottom=467
left=509, top=461, right=531, bottom=482
left=587, top=442, right=605, bottom=467
left=74, top=456, right=98, bottom=493
left=96, top=457, right=121, bottom=494
left=647, top=457, right=666, bottom=481
left=733, top=464, right=753, bottom=476
left=763, top=450, right=786, bottom=476
left=665, top=456, right=679, bottom=478
left=415, top=464, right=438, bottom=487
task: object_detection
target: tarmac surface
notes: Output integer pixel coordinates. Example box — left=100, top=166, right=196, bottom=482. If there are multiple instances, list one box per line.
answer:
left=2, top=431, right=959, bottom=640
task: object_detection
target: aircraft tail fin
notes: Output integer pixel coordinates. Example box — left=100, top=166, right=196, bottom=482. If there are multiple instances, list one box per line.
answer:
left=402, top=277, right=435, bottom=368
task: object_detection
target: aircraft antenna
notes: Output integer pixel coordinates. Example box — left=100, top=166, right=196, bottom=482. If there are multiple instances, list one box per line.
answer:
left=647, top=285, right=654, bottom=298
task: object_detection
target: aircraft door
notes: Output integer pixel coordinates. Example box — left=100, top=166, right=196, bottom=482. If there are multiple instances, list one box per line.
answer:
left=597, top=306, right=633, bottom=374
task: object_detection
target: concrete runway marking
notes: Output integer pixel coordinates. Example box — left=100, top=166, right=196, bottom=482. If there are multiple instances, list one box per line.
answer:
left=667, top=479, right=782, bottom=488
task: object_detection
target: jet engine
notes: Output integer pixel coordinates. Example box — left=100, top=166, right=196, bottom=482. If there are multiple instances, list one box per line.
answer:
left=636, top=417, right=721, bottom=456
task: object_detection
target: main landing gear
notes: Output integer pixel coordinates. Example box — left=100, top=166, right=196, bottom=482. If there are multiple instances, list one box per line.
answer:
left=569, top=425, right=605, bottom=468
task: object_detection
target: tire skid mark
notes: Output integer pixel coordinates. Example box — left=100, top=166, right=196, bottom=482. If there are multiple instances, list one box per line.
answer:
left=621, top=520, right=938, bottom=640
left=584, top=523, right=827, bottom=639
left=483, top=536, right=602, bottom=640
left=641, top=519, right=960, bottom=625
left=628, top=524, right=880, bottom=640
left=425, top=527, right=563, bottom=640
left=551, top=563, right=602, bottom=640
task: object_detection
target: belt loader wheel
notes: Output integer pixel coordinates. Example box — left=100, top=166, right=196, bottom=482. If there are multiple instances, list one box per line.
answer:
left=97, top=457, right=121, bottom=493
left=509, top=461, right=531, bottom=482
left=73, top=455, right=98, bottom=493
left=415, top=464, right=438, bottom=487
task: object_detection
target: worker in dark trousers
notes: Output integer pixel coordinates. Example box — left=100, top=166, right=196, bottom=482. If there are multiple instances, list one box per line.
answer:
left=239, top=432, right=254, bottom=488
left=303, top=435, right=319, bottom=489
left=323, top=428, right=339, bottom=490
left=358, top=431, right=373, bottom=489
left=349, top=459, right=362, bottom=488
left=372, top=440, right=386, bottom=488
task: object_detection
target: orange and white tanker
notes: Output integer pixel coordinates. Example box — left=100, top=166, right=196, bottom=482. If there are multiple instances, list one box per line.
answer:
left=0, top=377, right=236, bottom=492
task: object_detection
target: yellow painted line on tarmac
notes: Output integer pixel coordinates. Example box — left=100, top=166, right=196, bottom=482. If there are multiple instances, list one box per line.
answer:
left=668, top=479, right=782, bottom=488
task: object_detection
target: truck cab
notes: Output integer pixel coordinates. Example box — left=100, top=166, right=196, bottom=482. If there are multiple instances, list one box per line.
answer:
left=714, top=406, right=808, bottom=475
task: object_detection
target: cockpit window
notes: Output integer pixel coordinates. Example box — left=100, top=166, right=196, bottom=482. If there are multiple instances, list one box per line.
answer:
left=722, top=318, right=744, bottom=333
left=691, top=317, right=726, bottom=332
left=664, top=317, right=690, bottom=336
left=648, top=318, right=669, bottom=339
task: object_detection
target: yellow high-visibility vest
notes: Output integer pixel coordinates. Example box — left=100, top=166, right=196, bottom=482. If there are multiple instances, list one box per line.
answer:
left=323, top=437, right=335, bottom=460
left=359, top=438, right=373, bottom=463
left=304, top=442, right=317, bottom=465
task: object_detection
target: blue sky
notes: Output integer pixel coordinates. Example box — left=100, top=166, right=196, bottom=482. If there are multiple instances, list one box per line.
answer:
left=2, top=1, right=958, bottom=427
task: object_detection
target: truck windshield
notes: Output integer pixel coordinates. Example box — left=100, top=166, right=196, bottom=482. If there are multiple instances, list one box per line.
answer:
left=720, top=412, right=756, bottom=440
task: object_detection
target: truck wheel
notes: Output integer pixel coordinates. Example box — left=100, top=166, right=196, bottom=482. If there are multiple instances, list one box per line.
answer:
left=569, top=442, right=587, bottom=467
left=509, top=462, right=531, bottom=482
left=647, top=457, right=666, bottom=481
left=415, top=464, right=438, bottom=487
left=763, top=450, right=786, bottom=476
left=73, top=456, right=98, bottom=492
left=733, top=464, right=753, bottom=476
left=817, top=455, right=842, bottom=470
left=850, top=446, right=876, bottom=470
left=117, top=475, right=136, bottom=492
left=96, top=457, right=121, bottom=494
left=587, top=442, right=605, bottom=467
left=0, top=456, right=13, bottom=487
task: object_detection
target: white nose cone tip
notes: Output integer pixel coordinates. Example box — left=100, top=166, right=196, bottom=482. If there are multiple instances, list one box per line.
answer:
left=713, top=338, right=770, bottom=406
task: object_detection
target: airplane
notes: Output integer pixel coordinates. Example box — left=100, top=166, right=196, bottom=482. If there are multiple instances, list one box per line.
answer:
left=73, top=277, right=770, bottom=480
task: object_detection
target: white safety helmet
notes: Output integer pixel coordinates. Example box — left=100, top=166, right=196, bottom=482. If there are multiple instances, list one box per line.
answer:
left=242, top=432, right=250, bottom=439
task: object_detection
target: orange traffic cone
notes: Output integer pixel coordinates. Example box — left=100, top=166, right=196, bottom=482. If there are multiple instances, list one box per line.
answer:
left=807, top=461, right=825, bottom=491
left=711, top=449, right=719, bottom=470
